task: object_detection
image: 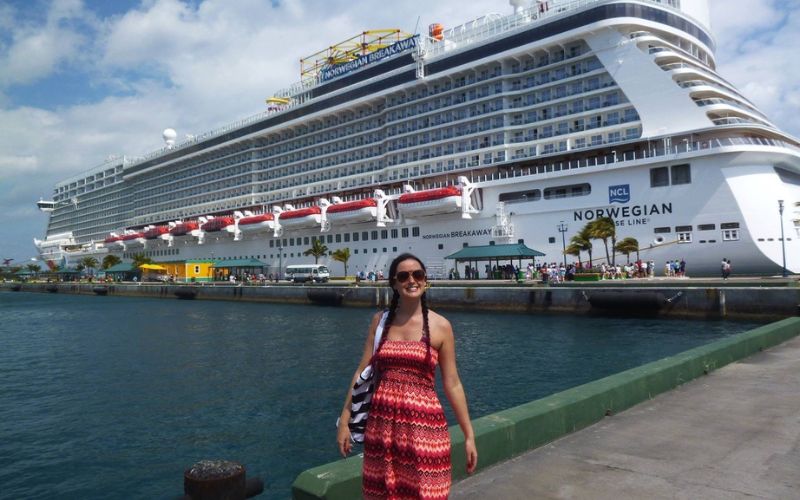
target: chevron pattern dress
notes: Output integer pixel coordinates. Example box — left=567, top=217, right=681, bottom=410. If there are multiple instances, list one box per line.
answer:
left=362, top=339, right=451, bottom=499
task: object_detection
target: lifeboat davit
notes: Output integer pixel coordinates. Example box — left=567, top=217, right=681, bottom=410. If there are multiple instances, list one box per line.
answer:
left=398, top=186, right=462, bottom=217
left=170, top=221, right=199, bottom=236
left=144, top=226, right=170, bottom=240
left=237, top=213, right=275, bottom=232
left=200, top=216, right=234, bottom=232
left=279, top=206, right=322, bottom=229
left=325, top=199, right=377, bottom=224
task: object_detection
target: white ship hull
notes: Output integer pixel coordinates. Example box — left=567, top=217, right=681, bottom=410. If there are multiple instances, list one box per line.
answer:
left=35, top=0, right=800, bottom=277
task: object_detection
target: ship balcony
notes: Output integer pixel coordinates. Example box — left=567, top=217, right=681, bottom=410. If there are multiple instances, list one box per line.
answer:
left=698, top=100, right=770, bottom=125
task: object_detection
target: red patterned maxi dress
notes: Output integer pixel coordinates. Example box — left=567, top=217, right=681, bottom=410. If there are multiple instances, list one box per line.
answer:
left=362, top=339, right=451, bottom=499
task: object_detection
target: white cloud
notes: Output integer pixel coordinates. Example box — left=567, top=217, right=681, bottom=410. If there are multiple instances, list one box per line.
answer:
left=0, top=0, right=94, bottom=88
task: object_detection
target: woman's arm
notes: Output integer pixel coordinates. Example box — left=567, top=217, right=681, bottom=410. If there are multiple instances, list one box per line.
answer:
left=337, top=310, right=382, bottom=457
left=436, top=317, right=478, bottom=474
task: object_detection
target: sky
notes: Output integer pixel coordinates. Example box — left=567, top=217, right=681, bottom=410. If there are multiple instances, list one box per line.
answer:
left=1, top=0, right=798, bottom=264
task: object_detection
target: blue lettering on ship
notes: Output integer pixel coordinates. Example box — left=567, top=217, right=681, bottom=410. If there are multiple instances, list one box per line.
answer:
left=608, top=184, right=630, bottom=204
left=320, top=36, right=418, bottom=82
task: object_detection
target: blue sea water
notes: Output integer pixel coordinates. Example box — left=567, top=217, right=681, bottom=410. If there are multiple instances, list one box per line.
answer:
left=0, top=291, right=763, bottom=499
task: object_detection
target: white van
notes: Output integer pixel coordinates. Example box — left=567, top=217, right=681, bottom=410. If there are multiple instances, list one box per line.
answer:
left=285, top=264, right=331, bottom=283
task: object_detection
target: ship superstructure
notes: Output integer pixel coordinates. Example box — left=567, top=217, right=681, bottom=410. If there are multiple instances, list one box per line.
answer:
left=36, top=0, right=800, bottom=276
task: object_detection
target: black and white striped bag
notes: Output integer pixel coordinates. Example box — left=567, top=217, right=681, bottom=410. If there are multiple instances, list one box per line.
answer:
left=342, top=311, right=388, bottom=443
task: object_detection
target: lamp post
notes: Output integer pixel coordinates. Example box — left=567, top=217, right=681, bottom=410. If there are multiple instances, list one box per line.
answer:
left=557, top=221, right=568, bottom=267
left=779, top=200, right=787, bottom=277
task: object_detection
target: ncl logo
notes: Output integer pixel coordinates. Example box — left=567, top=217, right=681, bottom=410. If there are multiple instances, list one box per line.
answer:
left=609, top=184, right=630, bottom=204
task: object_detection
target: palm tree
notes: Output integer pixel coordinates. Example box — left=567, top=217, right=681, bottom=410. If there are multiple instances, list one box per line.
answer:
left=564, top=243, right=582, bottom=262
left=102, top=254, right=121, bottom=270
left=588, top=217, right=617, bottom=266
left=79, top=256, right=99, bottom=277
left=614, top=237, right=640, bottom=263
left=26, top=263, right=41, bottom=279
left=131, top=253, right=153, bottom=271
left=331, top=248, right=351, bottom=277
left=303, top=238, right=329, bottom=264
left=574, top=225, right=594, bottom=266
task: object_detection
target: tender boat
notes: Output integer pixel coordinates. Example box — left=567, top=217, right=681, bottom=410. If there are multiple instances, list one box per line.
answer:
left=398, top=186, right=462, bottom=217
left=279, top=206, right=322, bottom=229
left=325, top=199, right=378, bottom=224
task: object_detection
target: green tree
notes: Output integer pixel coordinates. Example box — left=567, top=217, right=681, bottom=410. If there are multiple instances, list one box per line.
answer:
left=588, top=217, right=617, bottom=266
left=303, top=238, right=329, bottom=264
left=102, top=254, right=121, bottom=270
left=131, top=253, right=154, bottom=272
left=564, top=243, right=582, bottom=262
left=614, top=237, right=640, bottom=263
left=331, top=248, right=351, bottom=277
left=79, top=256, right=99, bottom=276
left=569, top=223, right=592, bottom=265
left=26, top=263, right=41, bottom=278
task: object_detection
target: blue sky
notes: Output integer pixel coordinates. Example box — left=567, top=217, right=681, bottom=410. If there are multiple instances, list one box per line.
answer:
left=1, top=0, right=799, bottom=264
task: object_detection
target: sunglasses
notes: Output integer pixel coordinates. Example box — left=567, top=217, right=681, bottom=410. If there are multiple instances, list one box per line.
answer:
left=394, top=270, right=427, bottom=283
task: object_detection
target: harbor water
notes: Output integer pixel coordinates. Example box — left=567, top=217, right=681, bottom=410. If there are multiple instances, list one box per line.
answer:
left=0, top=292, right=764, bottom=499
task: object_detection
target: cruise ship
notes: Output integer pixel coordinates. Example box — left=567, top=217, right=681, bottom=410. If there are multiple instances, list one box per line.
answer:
left=35, top=0, right=800, bottom=277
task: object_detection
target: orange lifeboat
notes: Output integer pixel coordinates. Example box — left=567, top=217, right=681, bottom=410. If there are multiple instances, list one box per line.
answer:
left=279, top=206, right=322, bottom=229
left=200, top=216, right=234, bottom=232
left=103, top=235, right=121, bottom=244
left=398, top=186, right=462, bottom=217
left=325, top=199, right=378, bottom=224
left=144, top=226, right=170, bottom=239
left=237, top=213, right=275, bottom=233
left=169, top=221, right=199, bottom=237
left=120, top=232, right=146, bottom=245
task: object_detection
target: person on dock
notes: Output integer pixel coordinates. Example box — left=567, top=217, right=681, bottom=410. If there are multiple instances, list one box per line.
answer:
left=337, top=253, right=478, bottom=499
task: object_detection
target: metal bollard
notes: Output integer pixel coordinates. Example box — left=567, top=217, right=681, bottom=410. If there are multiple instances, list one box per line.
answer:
left=179, top=460, right=264, bottom=499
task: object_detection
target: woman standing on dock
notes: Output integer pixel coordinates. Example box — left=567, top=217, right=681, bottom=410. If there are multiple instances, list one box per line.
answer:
left=337, top=253, right=478, bottom=499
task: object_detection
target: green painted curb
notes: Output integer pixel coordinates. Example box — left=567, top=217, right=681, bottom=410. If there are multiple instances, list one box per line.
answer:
left=293, top=317, right=800, bottom=499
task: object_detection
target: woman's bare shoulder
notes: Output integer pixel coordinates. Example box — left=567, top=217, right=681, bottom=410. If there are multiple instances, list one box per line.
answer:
left=427, top=309, right=453, bottom=336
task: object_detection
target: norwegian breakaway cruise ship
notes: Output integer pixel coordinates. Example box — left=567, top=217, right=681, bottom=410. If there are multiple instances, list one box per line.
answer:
left=36, top=0, right=800, bottom=276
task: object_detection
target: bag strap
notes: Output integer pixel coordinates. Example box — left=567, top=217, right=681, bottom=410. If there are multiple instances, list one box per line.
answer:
left=372, top=310, right=389, bottom=354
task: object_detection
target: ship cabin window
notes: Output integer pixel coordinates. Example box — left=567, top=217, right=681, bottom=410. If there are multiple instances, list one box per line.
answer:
left=391, top=229, right=398, bottom=238
left=327, top=235, right=333, bottom=243
left=393, top=246, right=398, bottom=252
left=371, top=231, right=378, bottom=240
left=402, top=228, right=409, bottom=238
left=412, top=227, right=420, bottom=237
left=438, top=244, right=444, bottom=250
left=654, top=227, right=671, bottom=233
left=721, top=222, right=740, bottom=241
left=344, top=233, right=350, bottom=242
left=373, top=248, right=378, bottom=253
left=353, top=232, right=359, bottom=241
left=671, top=164, right=691, bottom=184
left=722, top=229, right=740, bottom=241
left=362, top=231, right=369, bottom=241
left=543, top=183, right=591, bottom=200
left=381, top=230, right=388, bottom=239
left=548, top=237, right=556, bottom=244
left=304, top=237, right=310, bottom=245
left=499, top=189, right=541, bottom=204
left=677, top=232, right=692, bottom=243
left=698, top=224, right=715, bottom=231
left=354, top=249, right=358, bottom=254
left=335, top=234, right=341, bottom=243
left=675, top=225, right=693, bottom=232
left=650, top=167, right=669, bottom=187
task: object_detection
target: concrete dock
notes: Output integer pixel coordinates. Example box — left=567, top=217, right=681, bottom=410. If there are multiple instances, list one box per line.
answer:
left=452, top=336, right=800, bottom=500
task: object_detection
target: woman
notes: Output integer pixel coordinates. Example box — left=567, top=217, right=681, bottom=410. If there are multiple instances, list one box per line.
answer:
left=337, top=253, right=478, bottom=499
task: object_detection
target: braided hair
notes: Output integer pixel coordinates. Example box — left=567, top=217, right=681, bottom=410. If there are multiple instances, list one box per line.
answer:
left=374, top=253, right=431, bottom=370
